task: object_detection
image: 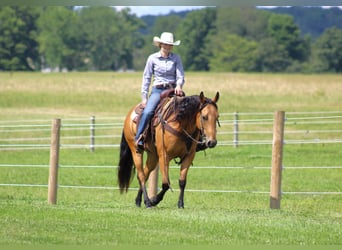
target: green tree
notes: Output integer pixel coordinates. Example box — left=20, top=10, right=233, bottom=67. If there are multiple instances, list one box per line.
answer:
left=37, top=7, right=80, bottom=70
left=79, top=7, right=144, bottom=70
left=269, top=6, right=342, bottom=39
left=176, top=8, right=217, bottom=71
left=313, top=27, right=342, bottom=72
left=257, top=37, right=291, bottom=72
left=211, top=7, right=311, bottom=72
left=0, top=7, right=40, bottom=71
left=215, top=7, right=270, bottom=41
left=267, top=13, right=309, bottom=62
left=116, top=8, right=145, bottom=70
left=209, top=34, right=258, bottom=72
left=152, top=15, right=182, bottom=35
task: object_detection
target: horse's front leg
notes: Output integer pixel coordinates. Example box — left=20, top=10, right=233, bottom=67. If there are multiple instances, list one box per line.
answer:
left=150, top=183, right=169, bottom=206
left=178, top=179, right=186, bottom=208
left=178, top=163, right=191, bottom=209
left=135, top=188, right=143, bottom=207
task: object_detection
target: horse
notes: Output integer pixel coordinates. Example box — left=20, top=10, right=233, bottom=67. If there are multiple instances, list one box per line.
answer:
left=117, top=91, right=220, bottom=208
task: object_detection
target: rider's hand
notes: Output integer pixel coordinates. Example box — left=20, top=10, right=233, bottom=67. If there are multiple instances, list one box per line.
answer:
left=141, top=99, right=147, bottom=108
left=174, top=85, right=183, bottom=96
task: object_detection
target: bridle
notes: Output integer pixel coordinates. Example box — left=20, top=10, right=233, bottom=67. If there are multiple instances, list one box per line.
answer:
left=161, top=98, right=220, bottom=150
left=196, top=99, right=220, bottom=146
left=158, top=96, right=220, bottom=164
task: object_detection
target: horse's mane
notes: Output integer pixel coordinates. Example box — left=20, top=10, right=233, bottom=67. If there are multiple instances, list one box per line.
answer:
left=162, top=95, right=201, bottom=123
left=175, top=95, right=201, bottom=121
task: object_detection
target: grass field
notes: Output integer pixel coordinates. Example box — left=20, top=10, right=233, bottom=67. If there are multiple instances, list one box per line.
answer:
left=0, top=72, right=341, bottom=246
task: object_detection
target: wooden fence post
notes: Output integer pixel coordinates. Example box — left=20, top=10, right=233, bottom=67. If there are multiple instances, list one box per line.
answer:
left=270, top=111, right=285, bottom=209
left=48, top=118, right=61, bottom=205
left=148, top=165, right=159, bottom=198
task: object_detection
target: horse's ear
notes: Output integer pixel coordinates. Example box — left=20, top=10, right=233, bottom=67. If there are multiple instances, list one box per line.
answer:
left=213, top=92, right=220, bottom=103
left=200, top=91, right=205, bottom=102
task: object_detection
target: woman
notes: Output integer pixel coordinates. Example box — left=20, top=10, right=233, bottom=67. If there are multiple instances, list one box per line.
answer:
left=135, top=32, right=185, bottom=152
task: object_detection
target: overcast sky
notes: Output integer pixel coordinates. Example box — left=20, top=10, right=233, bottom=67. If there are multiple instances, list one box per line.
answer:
left=115, top=6, right=206, bottom=17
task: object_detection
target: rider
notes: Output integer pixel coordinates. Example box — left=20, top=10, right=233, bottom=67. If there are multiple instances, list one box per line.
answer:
left=135, top=32, right=185, bottom=152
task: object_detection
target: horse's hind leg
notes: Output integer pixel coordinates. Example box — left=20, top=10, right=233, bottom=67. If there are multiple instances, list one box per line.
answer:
left=132, top=152, right=153, bottom=208
left=137, top=171, right=153, bottom=208
left=135, top=177, right=152, bottom=208
left=150, top=154, right=171, bottom=206
left=142, top=152, right=160, bottom=207
left=142, top=183, right=152, bottom=207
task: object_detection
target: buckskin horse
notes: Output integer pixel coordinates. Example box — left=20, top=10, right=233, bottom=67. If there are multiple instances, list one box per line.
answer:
left=117, top=90, right=220, bottom=208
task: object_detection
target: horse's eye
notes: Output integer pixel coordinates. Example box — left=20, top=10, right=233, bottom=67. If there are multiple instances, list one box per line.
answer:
left=202, top=115, right=208, bottom=121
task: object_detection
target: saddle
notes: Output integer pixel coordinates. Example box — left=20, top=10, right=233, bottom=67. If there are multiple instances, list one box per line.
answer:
left=132, top=88, right=185, bottom=148
left=133, top=88, right=184, bottom=125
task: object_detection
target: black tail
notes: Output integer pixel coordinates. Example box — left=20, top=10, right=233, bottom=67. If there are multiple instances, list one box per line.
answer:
left=117, top=131, right=134, bottom=193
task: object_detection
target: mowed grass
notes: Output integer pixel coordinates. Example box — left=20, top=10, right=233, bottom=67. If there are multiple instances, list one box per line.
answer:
left=0, top=72, right=342, bottom=246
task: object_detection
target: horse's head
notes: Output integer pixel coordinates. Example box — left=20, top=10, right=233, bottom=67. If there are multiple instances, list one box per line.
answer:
left=197, top=91, right=220, bottom=148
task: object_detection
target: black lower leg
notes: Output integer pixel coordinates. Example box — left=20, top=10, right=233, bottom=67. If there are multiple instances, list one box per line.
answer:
left=151, top=183, right=169, bottom=206
left=142, top=186, right=152, bottom=208
left=135, top=189, right=143, bottom=207
left=178, top=179, right=186, bottom=208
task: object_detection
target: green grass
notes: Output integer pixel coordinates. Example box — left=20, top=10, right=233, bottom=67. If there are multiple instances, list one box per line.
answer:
left=0, top=200, right=339, bottom=245
left=1, top=189, right=341, bottom=245
left=0, top=72, right=342, bottom=246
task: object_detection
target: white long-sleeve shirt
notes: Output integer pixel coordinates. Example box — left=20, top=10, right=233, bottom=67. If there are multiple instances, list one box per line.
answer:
left=141, top=51, right=185, bottom=101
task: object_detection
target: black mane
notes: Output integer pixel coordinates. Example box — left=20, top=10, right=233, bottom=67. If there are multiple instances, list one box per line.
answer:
left=174, top=95, right=201, bottom=121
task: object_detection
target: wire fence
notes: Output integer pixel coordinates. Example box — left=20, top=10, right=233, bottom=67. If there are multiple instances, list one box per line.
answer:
left=0, top=111, right=341, bottom=196
left=1, top=164, right=341, bottom=195
left=1, top=111, right=341, bottom=150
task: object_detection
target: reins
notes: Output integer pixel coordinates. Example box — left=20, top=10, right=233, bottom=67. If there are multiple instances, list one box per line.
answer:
left=162, top=120, right=201, bottom=146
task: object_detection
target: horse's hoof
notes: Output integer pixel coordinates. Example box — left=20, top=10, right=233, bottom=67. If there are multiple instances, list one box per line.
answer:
left=150, top=196, right=158, bottom=206
left=135, top=198, right=142, bottom=207
left=145, top=203, right=153, bottom=208
left=144, top=199, right=153, bottom=208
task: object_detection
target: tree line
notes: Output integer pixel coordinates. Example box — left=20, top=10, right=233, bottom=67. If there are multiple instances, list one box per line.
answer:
left=1, top=6, right=342, bottom=73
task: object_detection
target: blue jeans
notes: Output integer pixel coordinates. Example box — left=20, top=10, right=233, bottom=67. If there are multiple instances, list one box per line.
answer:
left=135, top=87, right=164, bottom=141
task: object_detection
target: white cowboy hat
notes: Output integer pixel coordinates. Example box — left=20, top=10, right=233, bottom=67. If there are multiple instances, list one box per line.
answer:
left=153, top=32, right=181, bottom=46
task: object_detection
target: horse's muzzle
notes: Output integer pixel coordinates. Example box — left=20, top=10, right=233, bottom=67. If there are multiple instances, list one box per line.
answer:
left=206, top=139, right=217, bottom=148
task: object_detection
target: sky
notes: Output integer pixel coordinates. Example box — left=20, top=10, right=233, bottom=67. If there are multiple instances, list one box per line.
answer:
left=115, top=6, right=206, bottom=17
left=115, top=6, right=342, bottom=17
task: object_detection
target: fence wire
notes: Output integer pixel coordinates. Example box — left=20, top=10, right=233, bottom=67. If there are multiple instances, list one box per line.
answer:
left=0, top=111, right=341, bottom=150
left=1, top=112, right=341, bottom=195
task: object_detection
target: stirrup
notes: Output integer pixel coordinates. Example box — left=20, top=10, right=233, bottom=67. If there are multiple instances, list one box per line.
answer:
left=135, top=136, right=144, bottom=153
left=135, top=141, right=144, bottom=153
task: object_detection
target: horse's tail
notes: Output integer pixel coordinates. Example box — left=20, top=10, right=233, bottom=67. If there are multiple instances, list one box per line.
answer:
left=117, top=131, right=134, bottom=193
